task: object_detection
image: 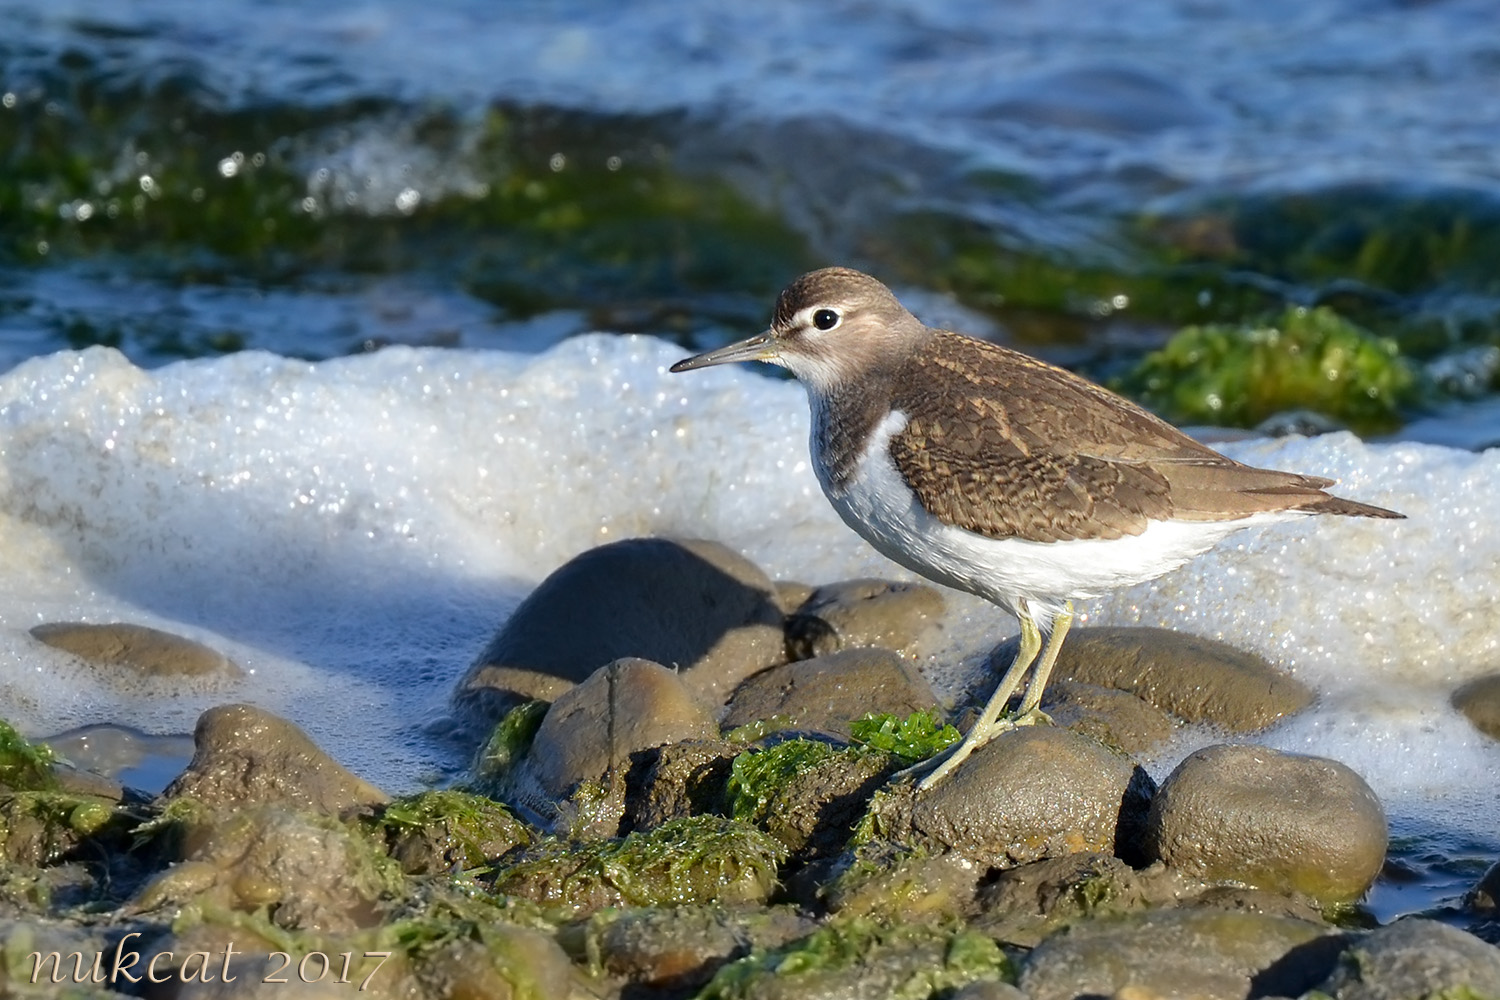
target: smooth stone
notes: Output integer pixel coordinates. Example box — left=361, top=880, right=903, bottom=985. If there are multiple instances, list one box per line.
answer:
left=1040, top=679, right=1176, bottom=755
left=1146, top=743, right=1387, bottom=904
left=577, top=904, right=814, bottom=992
left=1314, top=918, right=1500, bottom=999
left=783, top=578, right=946, bottom=661
left=458, top=537, right=785, bottom=720
left=528, top=658, right=719, bottom=801
left=773, top=580, right=817, bottom=615
left=1019, top=907, right=1344, bottom=1000
left=136, top=806, right=392, bottom=934
left=163, top=704, right=388, bottom=818
left=722, top=647, right=942, bottom=739
left=998, top=625, right=1314, bottom=731
left=413, top=926, right=595, bottom=1000
left=623, top=739, right=741, bottom=831
left=881, top=726, right=1156, bottom=869
left=1452, top=673, right=1500, bottom=739
left=30, top=622, right=243, bottom=681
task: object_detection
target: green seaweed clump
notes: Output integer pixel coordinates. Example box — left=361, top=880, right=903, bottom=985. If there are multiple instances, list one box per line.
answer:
left=489, top=816, right=785, bottom=920
left=375, top=790, right=534, bottom=876
left=0, top=721, right=57, bottom=792
left=471, top=700, right=549, bottom=796
left=726, top=740, right=838, bottom=825
left=1114, top=306, right=1417, bottom=434
left=848, top=711, right=960, bottom=765
left=698, top=916, right=1012, bottom=1000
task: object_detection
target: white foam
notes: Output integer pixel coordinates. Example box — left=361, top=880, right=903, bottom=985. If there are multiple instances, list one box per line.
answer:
left=0, top=337, right=1495, bottom=840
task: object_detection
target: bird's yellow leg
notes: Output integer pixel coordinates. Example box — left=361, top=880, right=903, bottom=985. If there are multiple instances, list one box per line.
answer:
left=915, top=603, right=1043, bottom=791
left=1013, top=601, right=1074, bottom=721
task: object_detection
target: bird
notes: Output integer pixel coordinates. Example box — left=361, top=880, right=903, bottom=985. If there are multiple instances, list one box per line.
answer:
left=669, top=267, right=1403, bottom=790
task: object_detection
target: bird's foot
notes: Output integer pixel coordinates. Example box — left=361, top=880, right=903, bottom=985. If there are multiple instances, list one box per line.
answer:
left=903, top=715, right=1018, bottom=792
left=1010, top=707, right=1053, bottom=728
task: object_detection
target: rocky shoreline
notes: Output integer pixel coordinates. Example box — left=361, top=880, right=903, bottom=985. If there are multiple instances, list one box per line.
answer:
left=5, top=536, right=1500, bottom=999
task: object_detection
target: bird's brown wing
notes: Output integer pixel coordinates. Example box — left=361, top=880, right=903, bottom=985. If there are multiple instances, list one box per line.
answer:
left=885, top=333, right=1392, bottom=543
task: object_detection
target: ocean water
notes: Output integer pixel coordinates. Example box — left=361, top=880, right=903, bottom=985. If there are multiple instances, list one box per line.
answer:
left=3, top=0, right=1500, bottom=919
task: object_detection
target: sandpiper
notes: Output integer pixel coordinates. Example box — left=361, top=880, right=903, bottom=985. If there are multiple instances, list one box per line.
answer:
left=670, top=267, right=1403, bottom=790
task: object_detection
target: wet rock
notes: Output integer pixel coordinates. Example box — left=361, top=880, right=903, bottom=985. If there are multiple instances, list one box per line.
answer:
left=1015, top=625, right=1314, bottom=731
left=1468, top=859, right=1500, bottom=913
left=374, top=790, right=533, bottom=875
left=876, top=726, right=1155, bottom=869
left=773, top=580, right=817, bottom=615
left=491, top=816, right=784, bottom=920
left=527, top=658, right=719, bottom=801
left=1040, top=679, right=1176, bottom=755
left=624, top=739, right=741, bottom=831
left=823, top=849, right=987, bottom=923
left=30, top=622, right=243, bottom=681
left=163, top=704, right=388, bottom=818
left=413, top=925, right=596, bottom=1000
left=576, top=904, right=814, bottom=992
left=784, top=578, right=946, bottom=661
left=458, top=537, right=786, bottom=720
left=729, top=739, right=899, bottom=861
left=136, top=806, right=396, bottom=934
left=1314, top=918, right=1500, bottom=999
left=975, top=852, right=1191, bottom=947
left=1453, top=672, right=1500, bottom=740
left=1146, top=744, right=1387, bottom=904
left=952, top=982, right=1029, bottom=1000
left=696, top=918, right=1011, bottom=1000
left=1018, top=907, right=1344, bottom=1000
left=723, top=648, right=942, bottom=739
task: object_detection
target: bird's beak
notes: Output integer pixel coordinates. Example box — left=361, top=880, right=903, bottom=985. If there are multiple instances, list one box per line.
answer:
left=669, top=330, right=778, bottom=372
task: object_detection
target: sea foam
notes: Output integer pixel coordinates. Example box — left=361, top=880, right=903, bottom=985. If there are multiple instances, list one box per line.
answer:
left=0, top=335, right=1494, bottom=837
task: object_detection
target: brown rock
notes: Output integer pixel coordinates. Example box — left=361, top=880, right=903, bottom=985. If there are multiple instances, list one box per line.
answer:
left=413, top=926, right=597, bottom=1000
left=994, top=625, right=1313, bottom=731
left=457, top=537, right=785, bottom=721
left=723, top=647, right=942, bottom=738
left=1453, top=673, right=1500, bottom=740
left=30, top=622, right=243, bottom=681
left=1041, top=679, right=1176, bottom=755
left=1146, top=744, right=1387, bottom=904
left=1019, top=907, right=1344, bottom=1000
left=163, top=704, right=387, bottom=818
left=976, top=852, right=1190, bottom=947
left=528, top=658, right=719, bottom=801
left=624, top=739, right=741, bottom=831
left=135, top=806, right=392, bottom=934
left=1313, top=918, right=1500, bottom=998
left=579, top=905, right=815, bottom=992
left=879, top=726, right=1156, bottom=869
left=784, top=578, right=947, bottom=661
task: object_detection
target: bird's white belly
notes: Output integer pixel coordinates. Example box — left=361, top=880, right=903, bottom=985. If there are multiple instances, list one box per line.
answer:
left=816, top=410, right=1296, bottom=627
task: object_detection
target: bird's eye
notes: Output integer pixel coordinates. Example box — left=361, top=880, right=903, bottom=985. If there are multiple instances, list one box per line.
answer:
left=812, top=308, right=840, bottom=331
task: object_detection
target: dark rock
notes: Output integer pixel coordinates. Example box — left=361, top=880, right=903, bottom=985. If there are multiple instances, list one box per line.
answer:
left=723, top=648, right=942, bottom=739
left=877, top=726, right=1156, bottom=869
left=1453, top=673, right=1500, bottom=740
left=163, top=704, right=387, bottom=818
left=527, top=658, right=719, bottom=802
left=975, top=852, right=1192, bottom=947
left=1314, top=918, right=1500, bottom=999
left=376, top=790, right=533, bottom=875
left=784, top=578, right=946, bottom=661
left=1011, top=625, right=1314, bottom=731
left=576, top=904, right=814, bottom=992
left=1146, top=743, right=1387, bottom=904
left=1040, top=679, right=1176, bottom=755
left=1468, top=859, right=1500, bottom=913
left=731, top=740, right=901, bottom=861
left=457, top=537, right=786, bottom=720
left=624, top=739, right=742, bottom=831
left=1018, top=907, right=1345, bottom=1000
left=30, top=622, right=243, bottom=681
left=135, top=806, right=395, bottom=934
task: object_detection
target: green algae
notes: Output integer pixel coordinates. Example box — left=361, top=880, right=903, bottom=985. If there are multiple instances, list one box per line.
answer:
left=1113, top=306, right=1418, bottom=433
left=471, top=700, right=549, bottom=795
left=696, top=916, right=1012, bottom=1000
left=489, top=816, right=785, bottom=920
left=727, top=740, right=840, bottom=825
left=373, top=790, right=533, bottom=876
left=0, top=721, right=58, bottom=793
left=847, top=712, right=959, bottom=766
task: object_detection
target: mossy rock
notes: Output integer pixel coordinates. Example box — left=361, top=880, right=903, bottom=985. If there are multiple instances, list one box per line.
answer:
left=1113, top=306, right=1416, bottom=433
left=489, top=815, right=785, bottom=920
left=372, top=790, right=534, bottom=875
